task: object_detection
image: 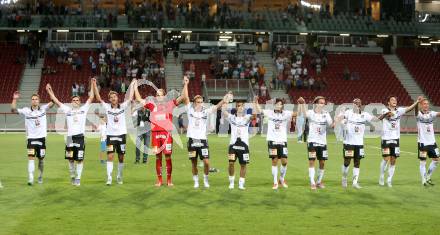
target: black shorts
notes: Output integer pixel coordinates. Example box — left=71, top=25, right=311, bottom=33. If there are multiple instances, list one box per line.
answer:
left=229, top=138, right=250, bottom=165
left=107, top=135, right=127, bottom=154
left=418, top=143, right=440, bottom=160
left=381, top=139, right=400, bottom=157
left=65, top=135, right=86, bottom=161
left=343, top=144, right=365, bottom=159
left=307, top=142, right=328, bottom=160
left=268, top=141, right=288, bottom=159
left=187, top=138, right=209, bottom=160
left=27, top=138, right=46, bottom=158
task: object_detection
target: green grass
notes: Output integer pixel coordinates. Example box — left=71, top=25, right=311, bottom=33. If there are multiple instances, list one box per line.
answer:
left=0, top=133, right=438, bottom=235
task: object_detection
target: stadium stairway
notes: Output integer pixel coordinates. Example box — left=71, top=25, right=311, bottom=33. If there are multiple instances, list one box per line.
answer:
left=164, top=56, right=183, bottom=92
left=255, top=52, right=274, bottom=84
left=17, top=58, right=44, bottom=106
left=383, top=54, right=425, bottom=102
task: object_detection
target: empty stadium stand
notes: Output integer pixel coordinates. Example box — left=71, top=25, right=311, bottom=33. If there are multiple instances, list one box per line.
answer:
left=288, top=53, right=412, bottom=105
left=397, top=48, right=440, bottom=106
left=0, top=43, right=25, bottom=103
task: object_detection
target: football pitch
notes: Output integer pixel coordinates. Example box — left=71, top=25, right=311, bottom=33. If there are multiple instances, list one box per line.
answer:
left=0, top=133, right=439, bottom=235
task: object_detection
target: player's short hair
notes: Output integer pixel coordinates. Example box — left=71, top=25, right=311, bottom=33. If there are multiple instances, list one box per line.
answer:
left=387, top=96, right=397, bottom=103
left=275, top=98, right=284, bottom=105
left=108, top=91, right=118, bottom=98
left=31, top=94, right=40, bottom=99
left=193, top=95, right=203, bottom=102
left=313, top=96, right=326, bottom=104
left=235, top=100, right=245, bottom=108
left=71, top=95, right=80, bottom=100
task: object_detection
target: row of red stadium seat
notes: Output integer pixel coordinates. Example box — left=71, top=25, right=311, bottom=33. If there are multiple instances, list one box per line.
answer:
left=396, top=48, right=440, bottom=106
left=289, top=53, right=412, bottom=105
left=0, top=43, right=25, bottom=102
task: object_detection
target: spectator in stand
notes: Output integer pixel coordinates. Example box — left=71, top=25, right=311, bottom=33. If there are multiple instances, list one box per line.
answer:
left=201, top=72, right=206, bottom=87
left=72, top=83, right=79, bottom=96
left=79, top=84, right=85, bottom=96
left=260, top=83, right=267, bottom=98
left=343, top=66, right=350, bottom=80
left=308, top=77, right=315, bottom=90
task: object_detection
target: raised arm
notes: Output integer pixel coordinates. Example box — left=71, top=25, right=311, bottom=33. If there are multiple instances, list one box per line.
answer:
left=126, top=79, right=136, bottom=103
left=405, top=96, right=423, bottom=114
left=296, top=97, right=307, bottom=118
left=45, top=83, right=63, bottom=107
left=253, top=96, right=262, bottom=114
left=133, top=79, right=145, bottom=104
left=213, top=92, right=232, bottom=110
left=85, top=78, right=95, bottom=104
left=176, top=76, right=189, bottom=105
left=11, top=91, right=19, bottom=113
left=183, top=76, right=190, bottom=105
left=92, top=78, right=103, bottom=103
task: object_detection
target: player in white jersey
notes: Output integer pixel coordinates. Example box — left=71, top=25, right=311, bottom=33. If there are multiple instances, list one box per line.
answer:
left=255, top=97, right=302, bottom=189
left=416, top=98, right=440, bottom=186
left=338, top=98, right=390, bottom=189
left=223, top=99, right=256, bottom=190
left=11, top=92, right=53, bottom=185
left=45, top=82, right=94, bottom=186
left=92, top=79, right=135, bottom=185
left=183, top=87, right=230, bottom=189
left=299, top=96, right=334, bottom=190
left=378, top=96, right=421, bottom=187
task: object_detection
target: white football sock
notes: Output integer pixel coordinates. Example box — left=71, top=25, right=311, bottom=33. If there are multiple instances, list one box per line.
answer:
left=427, top=161, right=439, bottom=178
left=239, top=177, right=245, bottom=187
left=420, top=161, right=427, bottom=182
left=317, top=169, right=325, bottom=184
left=229, top=175, right=235, bottom=185
left=193, top=174, right=199, bottom=183
left=68, top=161, right=75, bottom=178
left=380, top=159, right=387, bottom=177
left=76, top=162, right=83, bottom=180
left=117, top=163, right=124, bottom=178
left=106, top=161, right=113, bottom=178
left=203, top=174, right=209, bottom=182
left=280, top=165, right=287, bottom=181
left=388, top=165, right=396, bottom=181
left=271, top=166, right=278, bottom=184
left=353, top=168, right=360, bottom=184
left=28, top=159, right=35, bottom=182
left=342, top=165, right=349, bottom=178
left=308, top=167, right=315, bottom=185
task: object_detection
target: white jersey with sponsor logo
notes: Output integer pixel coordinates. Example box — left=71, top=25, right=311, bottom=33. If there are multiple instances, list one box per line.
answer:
left=381, top=107, right=406, bottom=140
left=263, top=110, right=293, bottom=142
left=228, top=114, right=252, bottom=146
left=306, top=110, right=332, bottom=145
left=17, top=104, right=50, bottom=139
left=102, top=101, right=129, bottom=136
left=417, top=111, right=438, bottom=146
left=60, top=103, right=90, bottom=136
left=186, top=104, right=216, bottom=140
left=340, top=109, right=374, bottom=146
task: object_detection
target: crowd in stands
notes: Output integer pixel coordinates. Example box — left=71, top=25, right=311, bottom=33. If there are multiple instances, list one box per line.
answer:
left=126, top=0, right=266, bottom=29
left=0, top=6, right=32, bottom=27
left=45, top=38, right=165, bottom=97
left=36, top=0, right=116, bottom=27
left=273, top=44, right=329, bottom=93
left=190, top=52, right=268, bottom=98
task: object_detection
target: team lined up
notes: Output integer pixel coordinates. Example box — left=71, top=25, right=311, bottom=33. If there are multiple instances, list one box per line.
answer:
left=10, top=77, right=440, bottom=189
